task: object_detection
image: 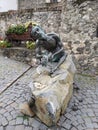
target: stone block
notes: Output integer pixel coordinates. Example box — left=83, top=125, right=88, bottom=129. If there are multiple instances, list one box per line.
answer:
left=20, top=55, right=76, bottom=126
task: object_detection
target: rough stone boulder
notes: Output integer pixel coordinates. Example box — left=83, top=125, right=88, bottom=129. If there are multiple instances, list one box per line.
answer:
left=20, top=55, right=76, bottom=126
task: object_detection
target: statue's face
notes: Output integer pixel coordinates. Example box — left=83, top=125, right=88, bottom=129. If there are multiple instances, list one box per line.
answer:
left=31, top=26, right=45, bottom=40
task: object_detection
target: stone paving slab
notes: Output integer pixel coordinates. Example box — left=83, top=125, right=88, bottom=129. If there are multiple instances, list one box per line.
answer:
left=0, top=56, right=30, bottom=94
left=0, top=56, right=98, bottom=130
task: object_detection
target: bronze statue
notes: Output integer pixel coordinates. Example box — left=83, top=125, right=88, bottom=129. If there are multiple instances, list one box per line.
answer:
left=31, top=25, right=67, bottom=74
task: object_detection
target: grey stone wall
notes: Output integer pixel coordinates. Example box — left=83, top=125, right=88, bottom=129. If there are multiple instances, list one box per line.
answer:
left=18, top=0, right=46, bottom=9
left=60, top=0, right=98, bottom=75
left=18, top=0, right=62, bottom=10
left=0, top=9, right=61, bottom=37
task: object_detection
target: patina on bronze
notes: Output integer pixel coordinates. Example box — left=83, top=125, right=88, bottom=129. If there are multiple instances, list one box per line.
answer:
left=31, top=25, right=67, bottom=74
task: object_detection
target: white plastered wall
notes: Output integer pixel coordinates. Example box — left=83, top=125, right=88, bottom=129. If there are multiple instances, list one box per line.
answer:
left=0, top=0, right=18, bottom=12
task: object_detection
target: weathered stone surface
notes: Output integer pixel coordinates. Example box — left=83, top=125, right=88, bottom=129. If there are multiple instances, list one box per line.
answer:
left=20, top=55, right=76, bottom=126
left=60, top=0, right=98, bottom=75
left=19, top=103, right=35, bottom=117
left=2, top=47, right=35, bottom=64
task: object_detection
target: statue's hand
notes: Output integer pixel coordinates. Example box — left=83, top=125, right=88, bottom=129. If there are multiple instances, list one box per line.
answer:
left=36, top=54, right=42, bottom=59
left=49, top=70, right=53, bottom=75
left=48, top=52, right=53, bottom=61
left=49, top=67, right=57, bottom=75
left=41, top=55, right=48, bottom=66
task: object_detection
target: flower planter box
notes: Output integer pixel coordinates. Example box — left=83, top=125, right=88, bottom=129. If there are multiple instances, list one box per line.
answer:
left=5, top=23, right=35, bottom=46
left=6, top=32, right=33, bottom=41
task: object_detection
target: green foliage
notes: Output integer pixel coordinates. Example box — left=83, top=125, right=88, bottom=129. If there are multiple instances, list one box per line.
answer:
left=26, top=41, right=35, bottom=49
left=0, top=40, right=12, bottom=48
left=6, top=25, right=27, bottom=35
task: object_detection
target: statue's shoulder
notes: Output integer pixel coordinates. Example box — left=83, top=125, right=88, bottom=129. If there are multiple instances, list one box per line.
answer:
left=47, top=32, right=59, bottom=37
left=47, top=33, right=60, bottom=39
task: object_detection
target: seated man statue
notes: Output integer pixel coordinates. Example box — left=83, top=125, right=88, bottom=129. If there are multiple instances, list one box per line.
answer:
left=31, top=25, right=67, bottom=74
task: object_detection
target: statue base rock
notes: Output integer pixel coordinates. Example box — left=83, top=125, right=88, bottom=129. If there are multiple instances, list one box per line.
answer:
left=20, top=55, right=76, bottom=126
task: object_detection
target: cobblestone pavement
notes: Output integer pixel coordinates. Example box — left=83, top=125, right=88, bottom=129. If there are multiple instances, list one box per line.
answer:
left=0, top=55, right=98, bottom=130
left=0, top=56, right=30, bottom=94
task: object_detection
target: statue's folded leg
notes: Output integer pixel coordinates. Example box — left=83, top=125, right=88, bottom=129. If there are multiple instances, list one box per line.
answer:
left=50, top=53, right=67, bottom=74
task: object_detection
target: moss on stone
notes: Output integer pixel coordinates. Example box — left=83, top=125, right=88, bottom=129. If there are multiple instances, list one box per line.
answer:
left=17, top=115, right=29, bottom=121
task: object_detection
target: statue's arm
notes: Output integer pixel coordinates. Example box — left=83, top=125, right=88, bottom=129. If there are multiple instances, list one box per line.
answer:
left=48, top=34, right=65, bottom=58
left=52, top=38, right=65, bottom=58
left=36, top=48, right=42, bottom=59
left=52, top=47, right=64, bottom=58
left=35, top=40, right=42, bottom=60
